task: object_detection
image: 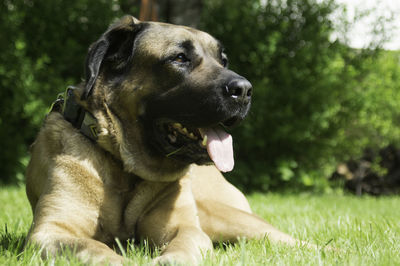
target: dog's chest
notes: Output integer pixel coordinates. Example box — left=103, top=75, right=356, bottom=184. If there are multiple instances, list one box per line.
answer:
left=93, top=174, right=143, bottom=241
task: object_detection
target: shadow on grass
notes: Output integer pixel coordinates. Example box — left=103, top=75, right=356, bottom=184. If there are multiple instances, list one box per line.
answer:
left=0, top=224, right=26, bottom=254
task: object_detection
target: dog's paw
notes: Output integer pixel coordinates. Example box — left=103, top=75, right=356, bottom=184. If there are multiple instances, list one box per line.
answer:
left=152, top=252, right=195, bottom=266
left=152, top=255, right=179, bottom=265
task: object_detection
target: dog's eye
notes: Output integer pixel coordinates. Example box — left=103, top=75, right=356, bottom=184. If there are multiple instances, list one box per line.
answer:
left=222, top=58, right=228, bottom=68
left=174, top=53, right=189, bottom=64
left=221, top=52, right=228, bottom=68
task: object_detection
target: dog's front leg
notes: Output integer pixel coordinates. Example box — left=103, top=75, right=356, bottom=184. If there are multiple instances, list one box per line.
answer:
left=25, top=156, right=128, bottom=265
left=27, top=225, right=125, bottom=265
left=152, top=225, right=212, bottom=265
left=135, top=178, right=212, bottom=265
left=26, top=198, right=126, bottom=265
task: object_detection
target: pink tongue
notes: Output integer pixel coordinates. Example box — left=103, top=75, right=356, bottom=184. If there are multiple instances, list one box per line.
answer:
left=200, top=127, right=234, bottom=172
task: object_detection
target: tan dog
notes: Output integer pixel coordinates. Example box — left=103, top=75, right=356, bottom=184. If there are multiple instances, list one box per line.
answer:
left=25, top=16, right=303, bottom=265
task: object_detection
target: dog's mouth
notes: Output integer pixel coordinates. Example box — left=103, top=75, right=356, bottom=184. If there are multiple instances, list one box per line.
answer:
left=152, top=117, right=240, bottom=172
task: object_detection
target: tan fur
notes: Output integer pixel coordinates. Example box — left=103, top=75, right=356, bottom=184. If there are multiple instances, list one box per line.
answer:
left=26, top=16, right=307, bottom=265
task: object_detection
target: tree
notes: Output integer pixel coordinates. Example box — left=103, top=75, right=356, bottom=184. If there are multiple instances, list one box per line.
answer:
left=158, top=0, right=202, bottom=27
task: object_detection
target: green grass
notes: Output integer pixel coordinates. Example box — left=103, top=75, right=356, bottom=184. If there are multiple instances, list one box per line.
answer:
left=1, top=186, right=399, bottom=265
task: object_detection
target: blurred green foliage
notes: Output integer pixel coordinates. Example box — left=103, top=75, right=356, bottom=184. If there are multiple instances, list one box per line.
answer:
left=1, top=0, right=399, bottom=191
left=201, top=0, right=400, bottom=192
left=0, top=0, right=131, bottom=183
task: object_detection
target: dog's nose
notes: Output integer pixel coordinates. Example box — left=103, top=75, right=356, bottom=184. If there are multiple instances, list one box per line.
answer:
left=225, top=79, right=252, bottom=103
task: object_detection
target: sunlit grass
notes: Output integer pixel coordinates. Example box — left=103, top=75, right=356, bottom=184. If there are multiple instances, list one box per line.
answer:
left=1, top=186, right=399, bottom=265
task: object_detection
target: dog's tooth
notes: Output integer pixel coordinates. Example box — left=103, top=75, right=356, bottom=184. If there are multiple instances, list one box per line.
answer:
left=201, top=135, right=208, bottom=146
left=182, top=128, right=188, bottom=134
left=168, top=134, right=177, bottom=143
left=189, top=133, right=196, bottom=139
left=172, top=123, right=182, bottom=129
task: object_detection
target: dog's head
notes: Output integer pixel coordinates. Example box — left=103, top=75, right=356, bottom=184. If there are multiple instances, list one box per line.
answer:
left=83, top=16, right=252, bottom=181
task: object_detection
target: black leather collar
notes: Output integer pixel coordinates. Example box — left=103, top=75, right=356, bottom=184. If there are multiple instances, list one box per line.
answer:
left=49, top=86, right=98, bottom=142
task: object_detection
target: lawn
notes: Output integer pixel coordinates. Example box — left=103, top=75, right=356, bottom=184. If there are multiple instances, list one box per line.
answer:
left=1, top=185, right=399, bottom=265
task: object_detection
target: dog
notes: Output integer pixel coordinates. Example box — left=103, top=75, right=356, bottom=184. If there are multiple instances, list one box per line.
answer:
left=25, top=16, right=304, bottom=265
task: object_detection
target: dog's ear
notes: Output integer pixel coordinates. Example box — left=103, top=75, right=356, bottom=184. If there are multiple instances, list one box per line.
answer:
left=83, top=15, right=143, bottom=99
